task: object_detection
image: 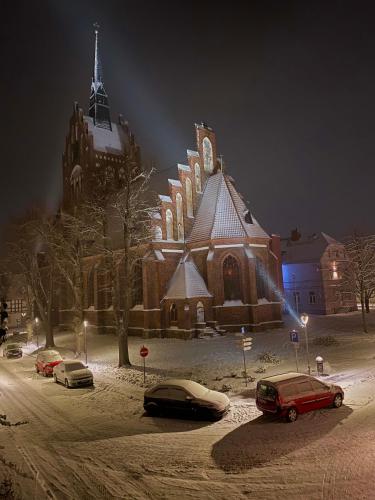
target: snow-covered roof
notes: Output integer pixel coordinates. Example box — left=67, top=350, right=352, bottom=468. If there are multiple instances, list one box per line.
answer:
left=177, top=163, right=191, bottom=172
left=188, top=172, right=269, bottom=243
left=163, top=254, right=212, bottom=299
left=168, top=179, right=182, bottom=187
left=186, top=150, right=199, bottom=157
left=84, top=116, right=128, bottom=154
left=159, top=194, right=172, bottom=203
left=282, top=232, right=342, bottom=264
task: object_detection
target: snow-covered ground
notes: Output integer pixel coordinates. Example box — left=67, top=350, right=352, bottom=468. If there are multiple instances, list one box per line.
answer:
left=1, top=311, right=375, bottom=499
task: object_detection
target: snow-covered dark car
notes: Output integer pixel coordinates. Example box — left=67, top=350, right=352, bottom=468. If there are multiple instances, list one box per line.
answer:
left=53, top=360, right=94, bottom=388
left=3, top=343, right=22, bottom=359
left=144, top=379, right=230, bottom=420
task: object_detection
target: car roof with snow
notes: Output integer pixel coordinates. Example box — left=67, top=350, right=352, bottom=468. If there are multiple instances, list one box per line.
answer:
left=151, top=379, right=209, bottom=396
left=259, top=373, right=308, bottom=385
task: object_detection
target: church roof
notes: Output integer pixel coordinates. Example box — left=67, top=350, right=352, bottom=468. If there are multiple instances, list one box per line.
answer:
left=188, top=172, right=269, bottom=243
left=84, top=116, right=129, bottom=153
left=282, top=232, right=342, bottom=264
left=163, top=254, right=212, bottom=299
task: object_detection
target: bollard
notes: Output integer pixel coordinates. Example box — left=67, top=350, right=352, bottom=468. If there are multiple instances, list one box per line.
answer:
left=316, top=355, right=323, bottom=375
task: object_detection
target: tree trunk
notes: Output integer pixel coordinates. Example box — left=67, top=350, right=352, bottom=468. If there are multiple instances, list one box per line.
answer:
left=45, top=266, right=55, bottom=348
left=119, top=176, right=131, bottom=367
left=360, top=292, right=368, bottom=333
left=365, top=294, right=370, bottom=313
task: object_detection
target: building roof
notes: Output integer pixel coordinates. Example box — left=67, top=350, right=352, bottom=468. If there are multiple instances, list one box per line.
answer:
left=282, top=232, right=341, bottom=264
left=84, top=116, right=129, bottom=154
left=163, top=254, right=212, bottom=299
left=188, top=172, right=269, bottom=243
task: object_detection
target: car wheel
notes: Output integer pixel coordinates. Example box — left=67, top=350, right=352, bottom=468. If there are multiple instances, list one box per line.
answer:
left=145, top=403, right=160, bottom=417
left=333, top=393, right=343, bottom=408
left=64, top=379, right=71, bottom=389
left=286, top=407, right=298, bottom=423
left=53, top=374, right=58, bottom=384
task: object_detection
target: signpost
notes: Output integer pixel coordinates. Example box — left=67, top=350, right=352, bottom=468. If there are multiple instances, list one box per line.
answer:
left=240, top=336, right=252, bottom=386
left=140, top=345, right=149, bottom=384
left=289, top=329, right=299, bottom=372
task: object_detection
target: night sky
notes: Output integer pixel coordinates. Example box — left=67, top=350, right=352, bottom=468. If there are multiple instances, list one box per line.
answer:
left=1, top=0, right=375, bottom=239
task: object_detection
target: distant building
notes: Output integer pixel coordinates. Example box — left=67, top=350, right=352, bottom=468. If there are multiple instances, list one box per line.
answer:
left=282, top=231, right=357, bottom=315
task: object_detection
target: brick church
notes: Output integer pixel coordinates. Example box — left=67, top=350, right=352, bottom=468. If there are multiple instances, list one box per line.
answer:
left=60, top=27, right=284, bottom=337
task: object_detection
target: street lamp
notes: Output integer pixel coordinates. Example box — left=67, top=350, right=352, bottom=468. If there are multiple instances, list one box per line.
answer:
left=35, top=317, right=39, bottom=349
left=83, top=320, right=88, bottom=365
left=300, top=313, right=310, bottom=375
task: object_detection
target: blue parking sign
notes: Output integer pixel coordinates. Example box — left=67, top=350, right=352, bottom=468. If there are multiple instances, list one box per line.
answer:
left=290, top=330, right=299, bottom=343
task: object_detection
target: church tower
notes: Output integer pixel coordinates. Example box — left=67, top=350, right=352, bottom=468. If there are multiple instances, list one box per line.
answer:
left=88, top=23, right=112, bottom=130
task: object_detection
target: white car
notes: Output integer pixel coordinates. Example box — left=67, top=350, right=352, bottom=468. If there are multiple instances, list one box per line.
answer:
left=53, top=360, right=94, bottom=388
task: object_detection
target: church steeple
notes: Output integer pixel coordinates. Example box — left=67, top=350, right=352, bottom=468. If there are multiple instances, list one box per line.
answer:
left=89, top=23, right=112, bottom=130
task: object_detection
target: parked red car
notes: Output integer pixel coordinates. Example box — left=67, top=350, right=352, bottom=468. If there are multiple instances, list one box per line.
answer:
left=256, top=372, right=344, bottom=422
left=35, top=350, right=63, bottom=376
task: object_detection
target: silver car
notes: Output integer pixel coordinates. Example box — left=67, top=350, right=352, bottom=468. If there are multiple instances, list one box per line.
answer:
left=53, top=360, right=94, bottom=388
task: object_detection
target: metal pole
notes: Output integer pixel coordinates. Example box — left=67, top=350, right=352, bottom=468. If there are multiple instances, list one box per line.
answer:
left=143, top=357, right=146, bottom=385
left=36, top=325, right=39, bottom=349
left=305, top=324, right=311, bottom=375
left=294, top=344, right=299, bottom=372
left=84, top=325, right=87, bottom=365
left=242, top=348, right=248, bottom=387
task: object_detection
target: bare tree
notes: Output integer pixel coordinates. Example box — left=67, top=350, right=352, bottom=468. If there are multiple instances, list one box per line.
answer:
left=6, top=213, right=57, bottom=347
left=343, top=233, right=375, bottom=333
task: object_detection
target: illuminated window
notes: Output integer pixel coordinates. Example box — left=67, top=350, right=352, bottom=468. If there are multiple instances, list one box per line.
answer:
left=256, top=258, right=267, bottom=299
left=166, top=209, right=174, bottom=240
left=202, top=137, right=213, bottom=173
left=185, top=178, right=193, bottom=217
left=223, top=255, right=241, bottom=300
left=176, top=193, right=184, bottom=240
left=293, top=291, right=300, bottom=306
left=194, top=163, right=202, bottom=192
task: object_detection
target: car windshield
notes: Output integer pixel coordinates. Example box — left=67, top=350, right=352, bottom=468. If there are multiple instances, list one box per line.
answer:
left=257, top=383, right=277, bottom=401
left=65, top=362, right=85, bottom=372
left=7, top=344, right=20, bottom=350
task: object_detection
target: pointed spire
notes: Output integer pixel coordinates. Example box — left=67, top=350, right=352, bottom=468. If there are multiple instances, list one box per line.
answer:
left=89, top=23, right=112, bottom=130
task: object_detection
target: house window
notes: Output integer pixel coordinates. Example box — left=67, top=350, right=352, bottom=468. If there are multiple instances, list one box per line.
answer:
left=256, top=258, right=267, bottom=299
left=165, top=209, right=174, bottom=240
left=309, top=291, right=316, bottom=304
left=176, top=193, right=184, bottom=240
left=194, top=163, right=202, bottom=192
left=202, top=137, right=213, bottom=173
left=293, top=291, right=300, bottom=306
left=185, top=177, right=193, bottom=217
left=170, top=303, right=177, bottom=322
left=223, top=255, right=241, bottom=301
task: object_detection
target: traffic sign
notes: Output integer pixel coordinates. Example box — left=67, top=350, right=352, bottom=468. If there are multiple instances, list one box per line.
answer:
left=243, top=346, right=252, bottom=351
left=290, top=330, right=299, bottom=343
left=140, top=345, right=149, bottom=358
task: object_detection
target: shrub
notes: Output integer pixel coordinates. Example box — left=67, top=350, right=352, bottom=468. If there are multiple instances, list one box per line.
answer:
left=258, top=352, right=281, bottom=364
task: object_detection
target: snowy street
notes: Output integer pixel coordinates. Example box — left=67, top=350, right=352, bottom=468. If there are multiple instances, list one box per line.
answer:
left=2, top=312, right=375, bottom=499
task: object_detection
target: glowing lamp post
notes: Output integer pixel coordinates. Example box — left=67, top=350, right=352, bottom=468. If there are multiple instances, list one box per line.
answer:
left=35, top=317, right=39, bottom=349
left=83, top=320, right=88, bottom=365
left=300, top=313, right=311, bottom=375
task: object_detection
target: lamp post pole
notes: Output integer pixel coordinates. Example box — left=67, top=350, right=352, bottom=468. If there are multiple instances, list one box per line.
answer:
left=84, top=320, right=88, bottom=365
left=301, top=313, right=310, bottom=375
left=35, top=317, right=39, bottom=349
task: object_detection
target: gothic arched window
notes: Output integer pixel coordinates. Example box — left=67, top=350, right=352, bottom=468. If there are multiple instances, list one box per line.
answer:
left=196, top=301, right=205, bottom=323
left=166, top=209, right=174, bottom=240
left=170, top=303, right=177, bottom=322
left=194, top=163, right=202, bottom=192
left=202, top=137, right=213, bottom=173
left=223, top=255, right=242, bottom=301
left=176, top=193, right=184, bottom=240
left=185, top=178, right=193, bottom=217
left=256, top=258, right=267, bottom=299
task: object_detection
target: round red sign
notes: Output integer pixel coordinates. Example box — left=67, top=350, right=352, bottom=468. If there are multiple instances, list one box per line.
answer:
left=140, top=346, right=149, bottom=358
